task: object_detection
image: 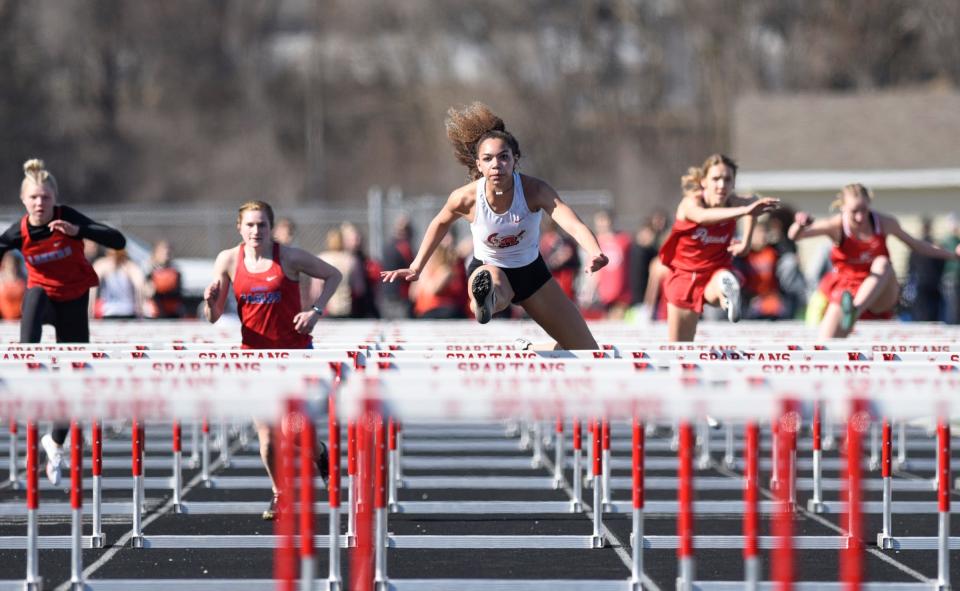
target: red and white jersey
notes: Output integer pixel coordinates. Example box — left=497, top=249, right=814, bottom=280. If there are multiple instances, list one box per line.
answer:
left=658, top=218, right=736, bottom=273
left=233, top=242, right=311, bottom=350
left=830, top=211, right=889, bottom=275
left=21, top=207, right=99, bottom=302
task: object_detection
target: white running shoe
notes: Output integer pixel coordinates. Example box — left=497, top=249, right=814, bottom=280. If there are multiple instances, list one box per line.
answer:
left=717, top=270, right=741, bottom=323
left=513, top=338, right=534, bottom=351
left=40, top=433, right=63, bottom=486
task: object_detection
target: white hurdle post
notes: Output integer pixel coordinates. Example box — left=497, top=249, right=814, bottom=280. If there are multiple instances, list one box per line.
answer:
left=630, top=417, right=645, bottom=591
left=130, top=417, right=144, bottom=548
left=807, top=401, right=825, bottom=512
left=937, top=420, right=951, bottom=591
left=531, top=420, right=544, bottom=468
left=25, top=421, right=42, bottom=591
left=387, top=418, right=398, bottom=511
left=69, top=421, right=84, bottom=590
left=590, top=418, right=604, bottom=548
left=723, top=422, right=735, bottom=468
left=571, top=419, right=583, bottom=512
left=393, top=420, right=403, bottom=484
left=347, top=421, right=357, bottom=546
left=327, top=397, right=343, bottom=591
left=172, top=421, right=183, bottom=512
left=90, top=420, right=105, bottom=547
left=7, top=419, right=17, bottom=488
left=553, top=418, right=564, bottom=489
left=219, top=419, right=231, bottom=467
left=895, top=420, right=908, bottom=469
left=869, top=421, right=880, bottom=471
left=189, top=420, right=200, bottom=467
left=877, top=418, right=893, bottom=548
left=201, top=417, right=211, bottom=486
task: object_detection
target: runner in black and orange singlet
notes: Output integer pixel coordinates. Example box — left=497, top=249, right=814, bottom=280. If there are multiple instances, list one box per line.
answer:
left=788, top=183, right=960, bottom=339
left=0, top=158, right=126, bottom=485
left=659, top=154, right=780, bottom=341
left=204, top=200, right=342, bottom=519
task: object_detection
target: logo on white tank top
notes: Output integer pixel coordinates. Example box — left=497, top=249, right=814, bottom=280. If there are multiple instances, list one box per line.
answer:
left=486, top=230, right=527, bottom=249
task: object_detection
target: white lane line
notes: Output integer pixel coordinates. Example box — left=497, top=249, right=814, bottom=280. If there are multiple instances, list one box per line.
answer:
left=53, top=439, right=246, bottom=591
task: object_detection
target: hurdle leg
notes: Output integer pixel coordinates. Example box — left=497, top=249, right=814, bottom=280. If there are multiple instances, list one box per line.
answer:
left=723, top=422, right=735, bottom=468
left=676, top=421, right=694, bottom=591
left=937, top=421, right=950, bottom=591
left=601, top=420, right=611, bottom=507
left=590, top=419, right=604, bottom=548
left=895, top=420, right=908, bottom=469
left=869, top=421, right=879, bottom=471
left=553, top=418, right=564, bottom=489
left=531, top=420, right=543, bottom=468
left=877, top=419, right=894, bottom=548
left=696, top=421, right=711, bottom=469
left=300, top=410, right=316, bottom=590
left=7, top=419, right=17, bottom=489
left=744, top=422, right=760, bottom=591
left=374, top=417, right=389, bottom=590
left=630, top=418, right=645, bottom=591
left=131, top=418, right=144, bottom=548
left=769, top=421, right=781, bottom=491
left=394, top=421, right=403, bottom=483
left=327, top=397, right=343, bottom=591
left=189, top=420, right=200, bottom=467
left=808, top=401, right=825, bottom=513
left=70, top=421, right=84, bottom=590
left=387, top=418, right=398, bottom=511
left=585, top=421, right=595, bottom=487
left=347, top=421, right=358, bottom=546
left=822, top=412, right=836, bottom=450
left=172, top=421, right=183, bottom=513
left=570, top=420, right=583, bottom=512
left=91, top=420, right=104, bottom=547
left=201, top=418, right=211, bottom=487
left=518, top=420, right=531, bottom=450
left=25, top=421, right=42, bottom=591
left=219, top=419, right=231, bottom=467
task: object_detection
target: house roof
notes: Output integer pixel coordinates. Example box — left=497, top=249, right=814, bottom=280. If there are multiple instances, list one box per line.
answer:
left=733, top=90, right=960, bottom=172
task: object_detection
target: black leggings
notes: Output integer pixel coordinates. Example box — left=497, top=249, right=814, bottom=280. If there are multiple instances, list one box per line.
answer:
left=20, top=287, right=90, bottom=445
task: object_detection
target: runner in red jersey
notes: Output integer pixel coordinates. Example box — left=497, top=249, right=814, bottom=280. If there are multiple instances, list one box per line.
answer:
left=204, top=200, right=342, bottom=519
left=659, top=154, right=779, bottom=341
left=0, top=158, right=126, bottom=485
left=789, top=183, right=960, bottom=338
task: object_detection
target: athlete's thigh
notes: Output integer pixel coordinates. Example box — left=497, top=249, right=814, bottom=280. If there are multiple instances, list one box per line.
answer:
left=818, top=303, right=843, bottom=339
left=867, top=278, right=900, bottom=313
left=520, top=279, right=597, bottom=350
left=667, top=303, right=699, bottom=342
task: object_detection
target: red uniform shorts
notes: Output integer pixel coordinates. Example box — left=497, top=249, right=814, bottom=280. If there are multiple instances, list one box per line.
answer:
left=663, top=267, right=739, bottom=314
left=817, top=271, right=894, bottom=320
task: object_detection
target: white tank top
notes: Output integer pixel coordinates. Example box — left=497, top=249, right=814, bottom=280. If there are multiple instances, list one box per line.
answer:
left=470, top=172, right=542, bottom=268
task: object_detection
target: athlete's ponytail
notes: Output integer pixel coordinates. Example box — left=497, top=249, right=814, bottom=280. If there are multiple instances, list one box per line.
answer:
left=445, top=102, right=521, bottom=181
left=830, top=183, right=872, bottom=211
left=21, top=158, right=58, bottom=197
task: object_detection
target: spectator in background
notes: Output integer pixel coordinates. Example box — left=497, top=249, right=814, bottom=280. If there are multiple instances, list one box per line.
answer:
left=410, top=234, right=466, bottom=318
left=629, top=221, right=658, bottom=308
left=145, top=240, right=184, bottom=319
left=272, top=217, right=296, bottom=247
left=944, top=214, right=960, bottom=324
left=593, top=209, right=632, bottom=317
left=91, top=248, right=145, bottom=319
left=341, top=222, right=380, bottom=318
left=381, top=215, right=415, bottom=318
left=540, top=218, right=580, bottom=300
left=906, top=217, right=945, bottom=321
left=317, top=228, right=359, bottom=318
left=0, top=251, right=26, bottom=320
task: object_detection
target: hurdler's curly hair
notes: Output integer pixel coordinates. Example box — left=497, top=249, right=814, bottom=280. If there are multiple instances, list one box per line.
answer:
left=445, top=102, right=521, bottom=181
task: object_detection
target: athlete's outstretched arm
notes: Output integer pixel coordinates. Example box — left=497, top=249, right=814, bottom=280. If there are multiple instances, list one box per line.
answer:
left=679, top=194, right=779, bottom=226
left=381, top=191, right=469, bottom=283
left=882, top=215, right=960, bottom=260
left=203, top=249, right=233, bottom=323
left=285, top=246, right=342, bottom=334
left=533, top=182, right=608, bottom=273
left=787, top=212, right=840, bottom=242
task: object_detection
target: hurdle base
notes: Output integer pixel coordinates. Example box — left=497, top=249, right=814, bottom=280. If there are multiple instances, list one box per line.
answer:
left=696, top=457, right=712, bottom=470
left=130, top=535, right=144, bottom=549
left=344, top=534, right=356, bottom=548
left=590, top=534, right=605, bottom=548
left=69, top=580, right=84, bottom=591
left=88, top=533, right=106, bottom=549
left=552, top=477, right=563, bottom=490
left=325, top=581, right=342, bottom=591
left=877, top=532, right=895, bottom=549
left=7, top=479, right=20, bottom=490
left=172, top=503, right=183, bottom=514
left=569, top=501, right=583, bottom=513
left=202, top=479, right=213, bottom=489
left=806, top=499, right=825, bottom=513
left=23, top=578, right=42, bottom=591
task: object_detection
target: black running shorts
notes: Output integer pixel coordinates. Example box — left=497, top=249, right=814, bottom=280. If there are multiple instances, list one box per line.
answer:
left=466, top=253, right=553, bottom=304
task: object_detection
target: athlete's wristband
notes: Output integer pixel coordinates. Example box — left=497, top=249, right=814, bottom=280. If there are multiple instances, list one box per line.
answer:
left=310, top=305, right=324, bottom=316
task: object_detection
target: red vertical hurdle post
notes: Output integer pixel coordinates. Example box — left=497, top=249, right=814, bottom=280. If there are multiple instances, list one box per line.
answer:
left=553, top=417, right=565, bottom=489
left=351, top=392, right=379, bottom=591
left=744, top=421, right=760, bottom=589
left=877, top=419, right=893, bottom=548
left=327, top=394, right=343, bottom=590
left=590, top=418, right=604, bottom=548
left=91, top=420, right=104, bottom=547
left=808, top=401, right=825, bottom=512
left=25, top=421, right=41, bottom=590
left=388, top=418, right=398, bottom=510
left=630, top=417, right=645, bottom=591
left=393, top=420, right=403, bottom=485
left=676, top=421, right=695, bottom=591
left=937, top=420, right=950, bottom=590
left=299, top=404, right=316, bottom=588
left=374, top=416, right=389, bottom=588
left=841, top=402, right=867, bottom=590
left=130, top=417, right=144, bottom=548
left=201, top=417, right=211, bottom=486
left=601, top=419, right=611, bottom=506
left=172, top=421, right=183, bottom=512
left=571, top=419, right=583, bottom=512
left=69, top=421, right=84, bottom=589
left=7, top=419, right=17, bottom=488
left=772, top=405, right=795, bottom=591
left=347, top=420, right=358, bottom=545
left=274, top=406, right=298, bottom=591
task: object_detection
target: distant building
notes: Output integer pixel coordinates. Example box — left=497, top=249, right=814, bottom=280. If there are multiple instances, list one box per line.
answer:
left=734, top=89, right=960, bottom=277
